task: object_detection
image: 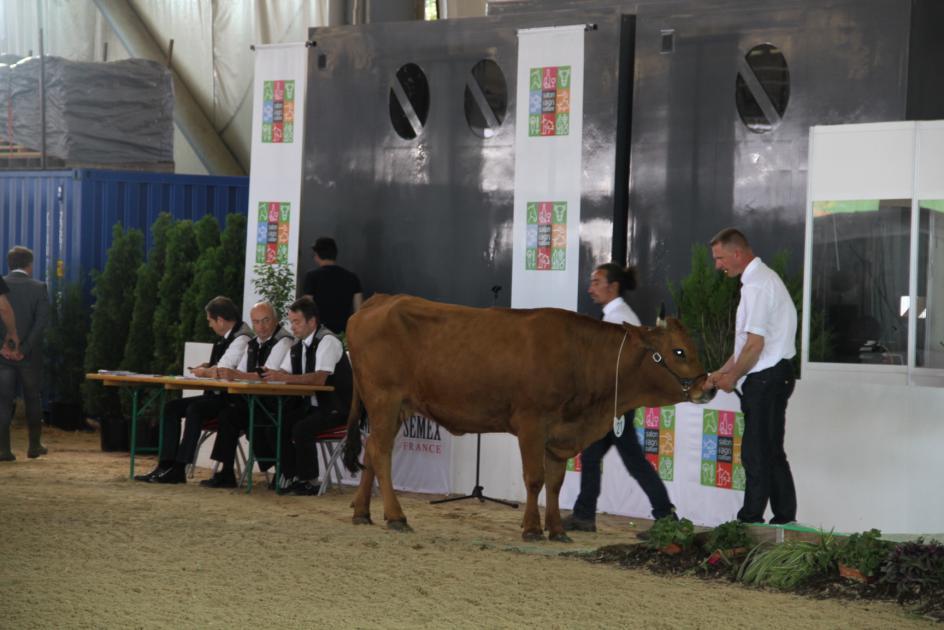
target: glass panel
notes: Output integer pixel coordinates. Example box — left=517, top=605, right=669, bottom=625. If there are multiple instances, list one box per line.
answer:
left=916, top=201, right=944, bottom=368
left=810, top=199, right=911, bottom=364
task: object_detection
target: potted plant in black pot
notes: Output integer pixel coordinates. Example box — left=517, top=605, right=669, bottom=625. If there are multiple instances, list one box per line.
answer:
left=44, top=282, right=90, bottom=431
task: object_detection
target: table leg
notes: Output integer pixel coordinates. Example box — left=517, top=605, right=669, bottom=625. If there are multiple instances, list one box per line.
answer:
left=129, top=388, right=140, bottom=479
left=157, top=389, right=165, bottom=461
left=275, top=397, right=284, bottom=495
left=246, top=395, right=256, bottom=494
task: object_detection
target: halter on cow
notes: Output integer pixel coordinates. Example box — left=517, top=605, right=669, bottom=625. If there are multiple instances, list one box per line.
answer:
left=342, top=294, right=715, bottom=542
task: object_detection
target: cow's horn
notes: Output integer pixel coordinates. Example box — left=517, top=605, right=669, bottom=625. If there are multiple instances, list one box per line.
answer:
left=656, top=302, right=667, bottom=328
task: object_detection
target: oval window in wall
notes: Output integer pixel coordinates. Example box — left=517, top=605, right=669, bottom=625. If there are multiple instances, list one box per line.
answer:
left=389, top=62, right=430, bottom=140
left=735, top=43, right=789, bottom=133
left=464, top=59, right=507, bottom=138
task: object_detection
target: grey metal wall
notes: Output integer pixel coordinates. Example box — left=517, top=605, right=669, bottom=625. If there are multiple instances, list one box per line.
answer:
left=300, top=0, right=917, bottom=319
left=300, top=10, right=627, bottom=310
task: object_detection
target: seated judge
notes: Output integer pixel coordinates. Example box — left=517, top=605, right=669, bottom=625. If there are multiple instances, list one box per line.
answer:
left=135, top=296, right=252, bottom=484
left=199, top=301, right=293, bottom=488
left=262, top=296, right=352, bottom=495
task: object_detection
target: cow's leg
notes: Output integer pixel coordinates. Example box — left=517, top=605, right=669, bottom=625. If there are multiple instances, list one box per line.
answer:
left=351, top=437, right=374, bottom=525
left=543, top=452, right=571, bottom=543
left=516, top=422, right=546, bottom=541
left=366, top=400, right=411, bottom=532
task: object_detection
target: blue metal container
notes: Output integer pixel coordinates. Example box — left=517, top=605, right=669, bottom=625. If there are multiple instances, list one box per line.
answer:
left=0, top=169, right=248, bottom=291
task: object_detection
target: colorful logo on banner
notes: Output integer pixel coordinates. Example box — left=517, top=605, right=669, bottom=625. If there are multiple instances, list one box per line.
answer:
left=255, top=202, right=290, bottom=264
left=261, top=80, right=295, bottom=143
left=700, top=409, right=746, bottom=490
left=635, top=407, right=675, bottom=481
left=398, top=414, right=444, bottom=456
left=566, top=452, right=582, bottom=472
left=528, top=66, right=571, bottom=137
left=525, top=201, right=567, bottom=270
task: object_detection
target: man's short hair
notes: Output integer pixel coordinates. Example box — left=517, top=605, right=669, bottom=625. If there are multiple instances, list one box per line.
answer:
left=311, top=237, right=338, bottom=260
left=289, top=295, right=320, bottom=321
left=7, top=246, right=33, bottom=271
left=710, top=227, right=751, bottom=250
left=204, top=296, right=240, bottom=322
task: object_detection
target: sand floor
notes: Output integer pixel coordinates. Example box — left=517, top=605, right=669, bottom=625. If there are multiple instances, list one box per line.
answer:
left=0, top=424, right=934, bottom=629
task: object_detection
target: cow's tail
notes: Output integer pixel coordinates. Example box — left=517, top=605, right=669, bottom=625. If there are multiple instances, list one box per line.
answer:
left=342, top=377, right=365, bottom=473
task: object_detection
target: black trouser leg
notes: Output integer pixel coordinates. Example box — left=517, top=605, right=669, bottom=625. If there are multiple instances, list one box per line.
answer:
left=158, top=397, right=189, bottom=463
left=211, top=401, right=247, bottom=475
left=737, top=360, right=797, bottom=523
left=0, top=364, right=14, bottom=456
left=175, top=396, right=227, bottom=465
left=19, top=361, right=44, bottom=452
left=291, top=407, right=346, bottom=482
left=571, top=433, right=611, bottom=521
left=613, top=415, right=675, bottom=519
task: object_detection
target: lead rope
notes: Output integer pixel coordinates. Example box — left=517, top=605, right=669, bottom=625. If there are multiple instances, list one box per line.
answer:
left=613, top=330, right=628, bottom=435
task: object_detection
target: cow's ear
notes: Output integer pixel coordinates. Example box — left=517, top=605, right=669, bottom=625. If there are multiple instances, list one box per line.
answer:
left=656, top=302, right=667, bottom=328
left=661, top=316, right=683, bottom=331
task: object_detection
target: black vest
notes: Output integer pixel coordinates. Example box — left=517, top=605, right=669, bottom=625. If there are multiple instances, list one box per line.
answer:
left=209, top=322, right=253, bottom=366
left=245, top=327, right=292, bottom=372
left=289, top=325, right=353, bottom=414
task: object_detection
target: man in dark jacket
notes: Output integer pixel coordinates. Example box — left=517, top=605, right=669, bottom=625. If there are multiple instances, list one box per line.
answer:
left=0, top=246, right=49, bottom=461
left=135, top=295, right=252, bottom=484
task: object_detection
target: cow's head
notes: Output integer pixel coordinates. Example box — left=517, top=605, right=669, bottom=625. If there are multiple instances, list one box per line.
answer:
left=625, top=317, right=716, bottom=405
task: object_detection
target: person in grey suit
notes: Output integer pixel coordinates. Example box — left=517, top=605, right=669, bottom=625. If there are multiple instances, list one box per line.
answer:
left=0, top=246, right=50, bottom=461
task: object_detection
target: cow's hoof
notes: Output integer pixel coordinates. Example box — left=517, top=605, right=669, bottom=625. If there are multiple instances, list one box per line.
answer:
left=521, top=531, right=545, bottom=542
left=548, top=531, right=573, bottom=543
left=387, top=519, right=413, bottom=533
left=352, top=515, right=373, bottom=525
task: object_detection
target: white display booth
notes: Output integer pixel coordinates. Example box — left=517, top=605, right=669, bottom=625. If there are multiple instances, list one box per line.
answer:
left=439, top=122, right=944, bottom=535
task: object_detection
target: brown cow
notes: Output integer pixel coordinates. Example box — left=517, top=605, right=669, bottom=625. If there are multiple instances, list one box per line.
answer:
left=342, top=294, right=715, bottom=541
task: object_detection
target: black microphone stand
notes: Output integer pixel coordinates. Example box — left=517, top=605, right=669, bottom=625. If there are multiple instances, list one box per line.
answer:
left=431, top=286, right=518, bottom=509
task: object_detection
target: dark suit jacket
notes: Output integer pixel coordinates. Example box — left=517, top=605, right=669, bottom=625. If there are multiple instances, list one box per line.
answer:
left=0, top=271, right=49, bottom=366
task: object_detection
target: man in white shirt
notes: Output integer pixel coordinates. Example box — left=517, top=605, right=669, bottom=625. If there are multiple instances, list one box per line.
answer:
left=199, top=302, right=293, bottom=488
left=262, top=296, right=353, bottom=495
left=563, top=263, right=676, bottom=532
left=708, top=228, right=798, bottom=525
left=135, top=296, right=253, bottom=484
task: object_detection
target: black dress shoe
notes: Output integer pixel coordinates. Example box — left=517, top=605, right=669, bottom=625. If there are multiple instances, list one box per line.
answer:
left=0, top=452, right=15, bottom=462
left=199, top=472, right=238, bottom=488
left=27, top=445, right=48, bottom=458
left=561, top=514, right=597, bottom=532
left=290, top=480, right=321, bottom=496
left=134, top=466, right=167, bottom=482
left=154, top=465, right=187, bottom=484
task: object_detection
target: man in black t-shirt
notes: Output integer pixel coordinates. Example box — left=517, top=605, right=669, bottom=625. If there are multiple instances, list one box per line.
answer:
left=301, top=237, right=363, bottom=334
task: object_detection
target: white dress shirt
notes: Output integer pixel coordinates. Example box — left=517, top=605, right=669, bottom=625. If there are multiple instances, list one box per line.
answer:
left=215, top=326, right=251, bottom=370
left=736, top=257, right=797, bottom=377
left=602, top=296, right=641, bottom=326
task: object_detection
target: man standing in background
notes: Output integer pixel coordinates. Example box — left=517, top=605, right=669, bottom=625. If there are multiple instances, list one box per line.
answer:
left=302, top=237, right=363, bottom=334
left=0, top=246, right=49, bottom=461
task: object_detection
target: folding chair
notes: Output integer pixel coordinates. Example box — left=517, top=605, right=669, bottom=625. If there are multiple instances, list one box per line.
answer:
left=314, top=425, right=348, bottom=496
left=187, top=417, right=250, bottom=481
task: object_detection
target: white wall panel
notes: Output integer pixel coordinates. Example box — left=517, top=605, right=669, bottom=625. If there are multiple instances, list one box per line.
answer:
left=810, top=122, right=915, bottom=201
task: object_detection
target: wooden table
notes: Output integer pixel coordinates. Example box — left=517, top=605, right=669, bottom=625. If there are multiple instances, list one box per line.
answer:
left=85, top=372, right=332, bottom=491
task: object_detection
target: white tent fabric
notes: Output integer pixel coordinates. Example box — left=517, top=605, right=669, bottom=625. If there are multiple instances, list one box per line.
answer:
left=0, top=0, right=332, bottom=173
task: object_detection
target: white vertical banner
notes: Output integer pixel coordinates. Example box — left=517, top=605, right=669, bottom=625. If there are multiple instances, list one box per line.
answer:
left=511, top=25, right=585, bottom=310
left=241, top=43, right=309, bottom=319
